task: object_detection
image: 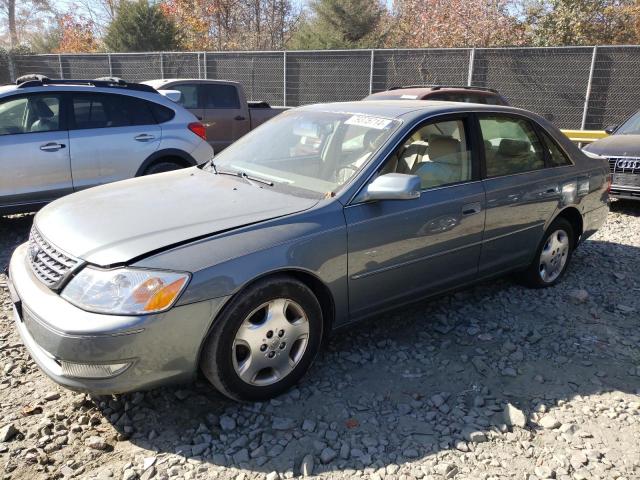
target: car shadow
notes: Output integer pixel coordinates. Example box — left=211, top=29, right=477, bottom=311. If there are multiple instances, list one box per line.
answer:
left=92, top=240, right=639, bottom=477
left=1, top=211, right=639, bottom=477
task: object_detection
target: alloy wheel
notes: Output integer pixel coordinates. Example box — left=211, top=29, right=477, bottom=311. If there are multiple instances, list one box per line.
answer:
left=232, top=298, right=309, bottom=386
left=538, top=228, right=570, bottom=283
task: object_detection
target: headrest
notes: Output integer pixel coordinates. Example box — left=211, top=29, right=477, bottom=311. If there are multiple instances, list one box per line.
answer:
left=428, top=135, right=461, bottom=163
left=498, top=138, right=530, bottom=157
left=33, top=99, right=54, bottom=118
left=363, top=129, right=383, bottom=149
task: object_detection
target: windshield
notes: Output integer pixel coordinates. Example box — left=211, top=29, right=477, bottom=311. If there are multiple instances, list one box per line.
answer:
left=617, top=111, right=640, bottom=135
left=211, top=110, right=401, bottom=195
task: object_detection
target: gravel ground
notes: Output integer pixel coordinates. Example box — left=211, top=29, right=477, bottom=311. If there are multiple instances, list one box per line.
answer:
left=1, top=201, right=639, bottom=480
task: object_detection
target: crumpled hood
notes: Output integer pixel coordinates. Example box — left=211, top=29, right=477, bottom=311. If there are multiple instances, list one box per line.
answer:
left=583, top=134, right=640, bottom=157
left=35, top=167, right=319, bottom=266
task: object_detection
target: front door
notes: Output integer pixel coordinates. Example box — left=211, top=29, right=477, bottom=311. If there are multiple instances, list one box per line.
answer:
left=0, top=93, right=72, bottom=208
left=345, top=116, right=486, bottom=318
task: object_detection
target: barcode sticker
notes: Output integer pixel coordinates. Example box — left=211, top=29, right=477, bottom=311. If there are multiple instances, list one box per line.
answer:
left=345, top=115, right=393, bottom=130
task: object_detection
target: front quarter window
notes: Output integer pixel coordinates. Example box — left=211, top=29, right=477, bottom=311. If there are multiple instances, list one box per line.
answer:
left=211, top=110, right=401, bottom=195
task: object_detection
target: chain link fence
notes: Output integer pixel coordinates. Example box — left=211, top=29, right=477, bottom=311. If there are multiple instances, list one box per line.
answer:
left=4, top=46, right=640, bottom=129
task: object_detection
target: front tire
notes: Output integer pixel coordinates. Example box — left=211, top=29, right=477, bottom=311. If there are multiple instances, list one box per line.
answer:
left=200, top=276, right=323, bottom=401
left=520, top=217, right=574, bottom=288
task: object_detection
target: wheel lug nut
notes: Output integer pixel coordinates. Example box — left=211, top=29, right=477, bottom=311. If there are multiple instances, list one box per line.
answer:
left=278, top=329, right=285, bottom=337
left=260, top=344, right=267, bottom=352
left=266, top=330, right=273, bottom=339
left=279, top=342, right=286, bottom=349
left=268, top=351, right=275, bottom=358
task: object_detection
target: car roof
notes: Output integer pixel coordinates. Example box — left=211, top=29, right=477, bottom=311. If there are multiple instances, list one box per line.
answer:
left=0, top=83, right=182, bottom=110
left=370, top=86, right=500, bottom=99
left=142, top=78, right=241, bottom=88
left=298, top=100, right=533, bottom=122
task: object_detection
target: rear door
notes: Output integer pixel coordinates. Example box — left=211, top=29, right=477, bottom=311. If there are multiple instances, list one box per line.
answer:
left=477, top=113, right=563, bottom=276
left=200, top=82, right=250, bottom=152
left=0, top=92, right=72, bottom=208
left=68, top=92, right=161, bottom=190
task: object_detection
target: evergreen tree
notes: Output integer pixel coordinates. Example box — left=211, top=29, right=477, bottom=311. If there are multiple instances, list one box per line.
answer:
left=104, top=0, right=179, bottom=52
left=289, top=0, right=386, bottom=49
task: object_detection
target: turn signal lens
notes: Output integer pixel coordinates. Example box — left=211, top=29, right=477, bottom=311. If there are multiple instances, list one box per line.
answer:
left=143, top=277, right=188, bottom=312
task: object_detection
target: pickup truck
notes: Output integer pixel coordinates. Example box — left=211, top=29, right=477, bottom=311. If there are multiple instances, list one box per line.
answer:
left=143, top=79, right=288, bottom=152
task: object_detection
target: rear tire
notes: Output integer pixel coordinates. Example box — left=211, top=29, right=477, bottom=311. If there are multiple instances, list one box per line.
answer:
left=143, top=161, right=184, bottom=175
left=519, top=217, right=574, bottom=288
left=200, top=275, right=323, bottom=402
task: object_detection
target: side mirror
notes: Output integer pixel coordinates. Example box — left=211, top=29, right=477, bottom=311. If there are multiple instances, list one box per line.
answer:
left=604, top=125, right=617, bottom=135
left=158, top=89, right=182, bottom=103
left=357, top=173, right=421, bottom=202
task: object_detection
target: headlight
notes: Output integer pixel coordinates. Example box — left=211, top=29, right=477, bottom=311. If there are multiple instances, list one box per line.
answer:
left=61, top=267, right=190, bottom=315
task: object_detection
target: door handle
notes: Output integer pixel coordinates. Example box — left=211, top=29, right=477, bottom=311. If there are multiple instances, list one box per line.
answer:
left=40, top=142, right=65, bottom=151
left=234, top=115, right=246, bottom=121
left=134, top=134, right=155, bottom=142
left=462, top=202, right=482, bottom=216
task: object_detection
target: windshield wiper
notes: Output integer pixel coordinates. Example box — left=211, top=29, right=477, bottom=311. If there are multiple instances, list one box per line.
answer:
left=214, top=166, right=274, bottom=187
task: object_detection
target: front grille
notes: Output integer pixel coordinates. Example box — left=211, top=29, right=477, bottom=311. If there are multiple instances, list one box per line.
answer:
left=606, top=156, right=640, bottom=175
left=27, top=228, right=81, bottom=289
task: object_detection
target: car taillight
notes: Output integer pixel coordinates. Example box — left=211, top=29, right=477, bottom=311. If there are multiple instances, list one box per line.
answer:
left=188, top=122, right=206, bottom=141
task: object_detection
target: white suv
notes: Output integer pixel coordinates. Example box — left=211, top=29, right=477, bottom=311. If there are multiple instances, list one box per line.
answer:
left=0, top=75, right=213, bottom=214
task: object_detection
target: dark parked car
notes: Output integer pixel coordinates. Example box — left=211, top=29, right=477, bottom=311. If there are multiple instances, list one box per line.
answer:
left=8, top=100, right=609, bottom=401
left=583, top=110, right=640, bottom=200
left=364, top=85, right=510, bottom=105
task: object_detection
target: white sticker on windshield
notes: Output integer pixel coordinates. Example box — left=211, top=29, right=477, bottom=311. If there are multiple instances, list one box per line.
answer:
left=345, top=115, right=393, bottom=130
left=400, top=94, right=418, bottom=99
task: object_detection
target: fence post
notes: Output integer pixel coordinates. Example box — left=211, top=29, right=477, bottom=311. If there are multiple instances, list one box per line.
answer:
left=58, top=54, right=63, bottom=78
left=581, top=46, right=598, bottom=130
left=283, top=51, right=287, bottom=106
left=8, top=53, right=16, bottom=82
left=160, top=52, right=164, bottom=79
left=197, top=52, right=202, bottom=79
left=369, top=49, right=375, bottom=95
left=108, top=53, right=113, bottom=77
left=203, top=52, right=207, bottom=79
left=467, top=48, right=475, bottom=86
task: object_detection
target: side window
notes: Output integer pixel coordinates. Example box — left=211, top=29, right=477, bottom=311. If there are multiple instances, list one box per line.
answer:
left=0, top=95, right=61, bottom=135
left=172, top=84, right=199, bottom=109
left=150, top=103, right=176, bottom=124
left=380, top=118, right=472, bottom=190
left=203, top=84, right=241, bottom=109
left=480, top=115, right=545, bottom=177
left=540, top=130, right=573, bottom=167
left=72, top=94, right=155, bottom=129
